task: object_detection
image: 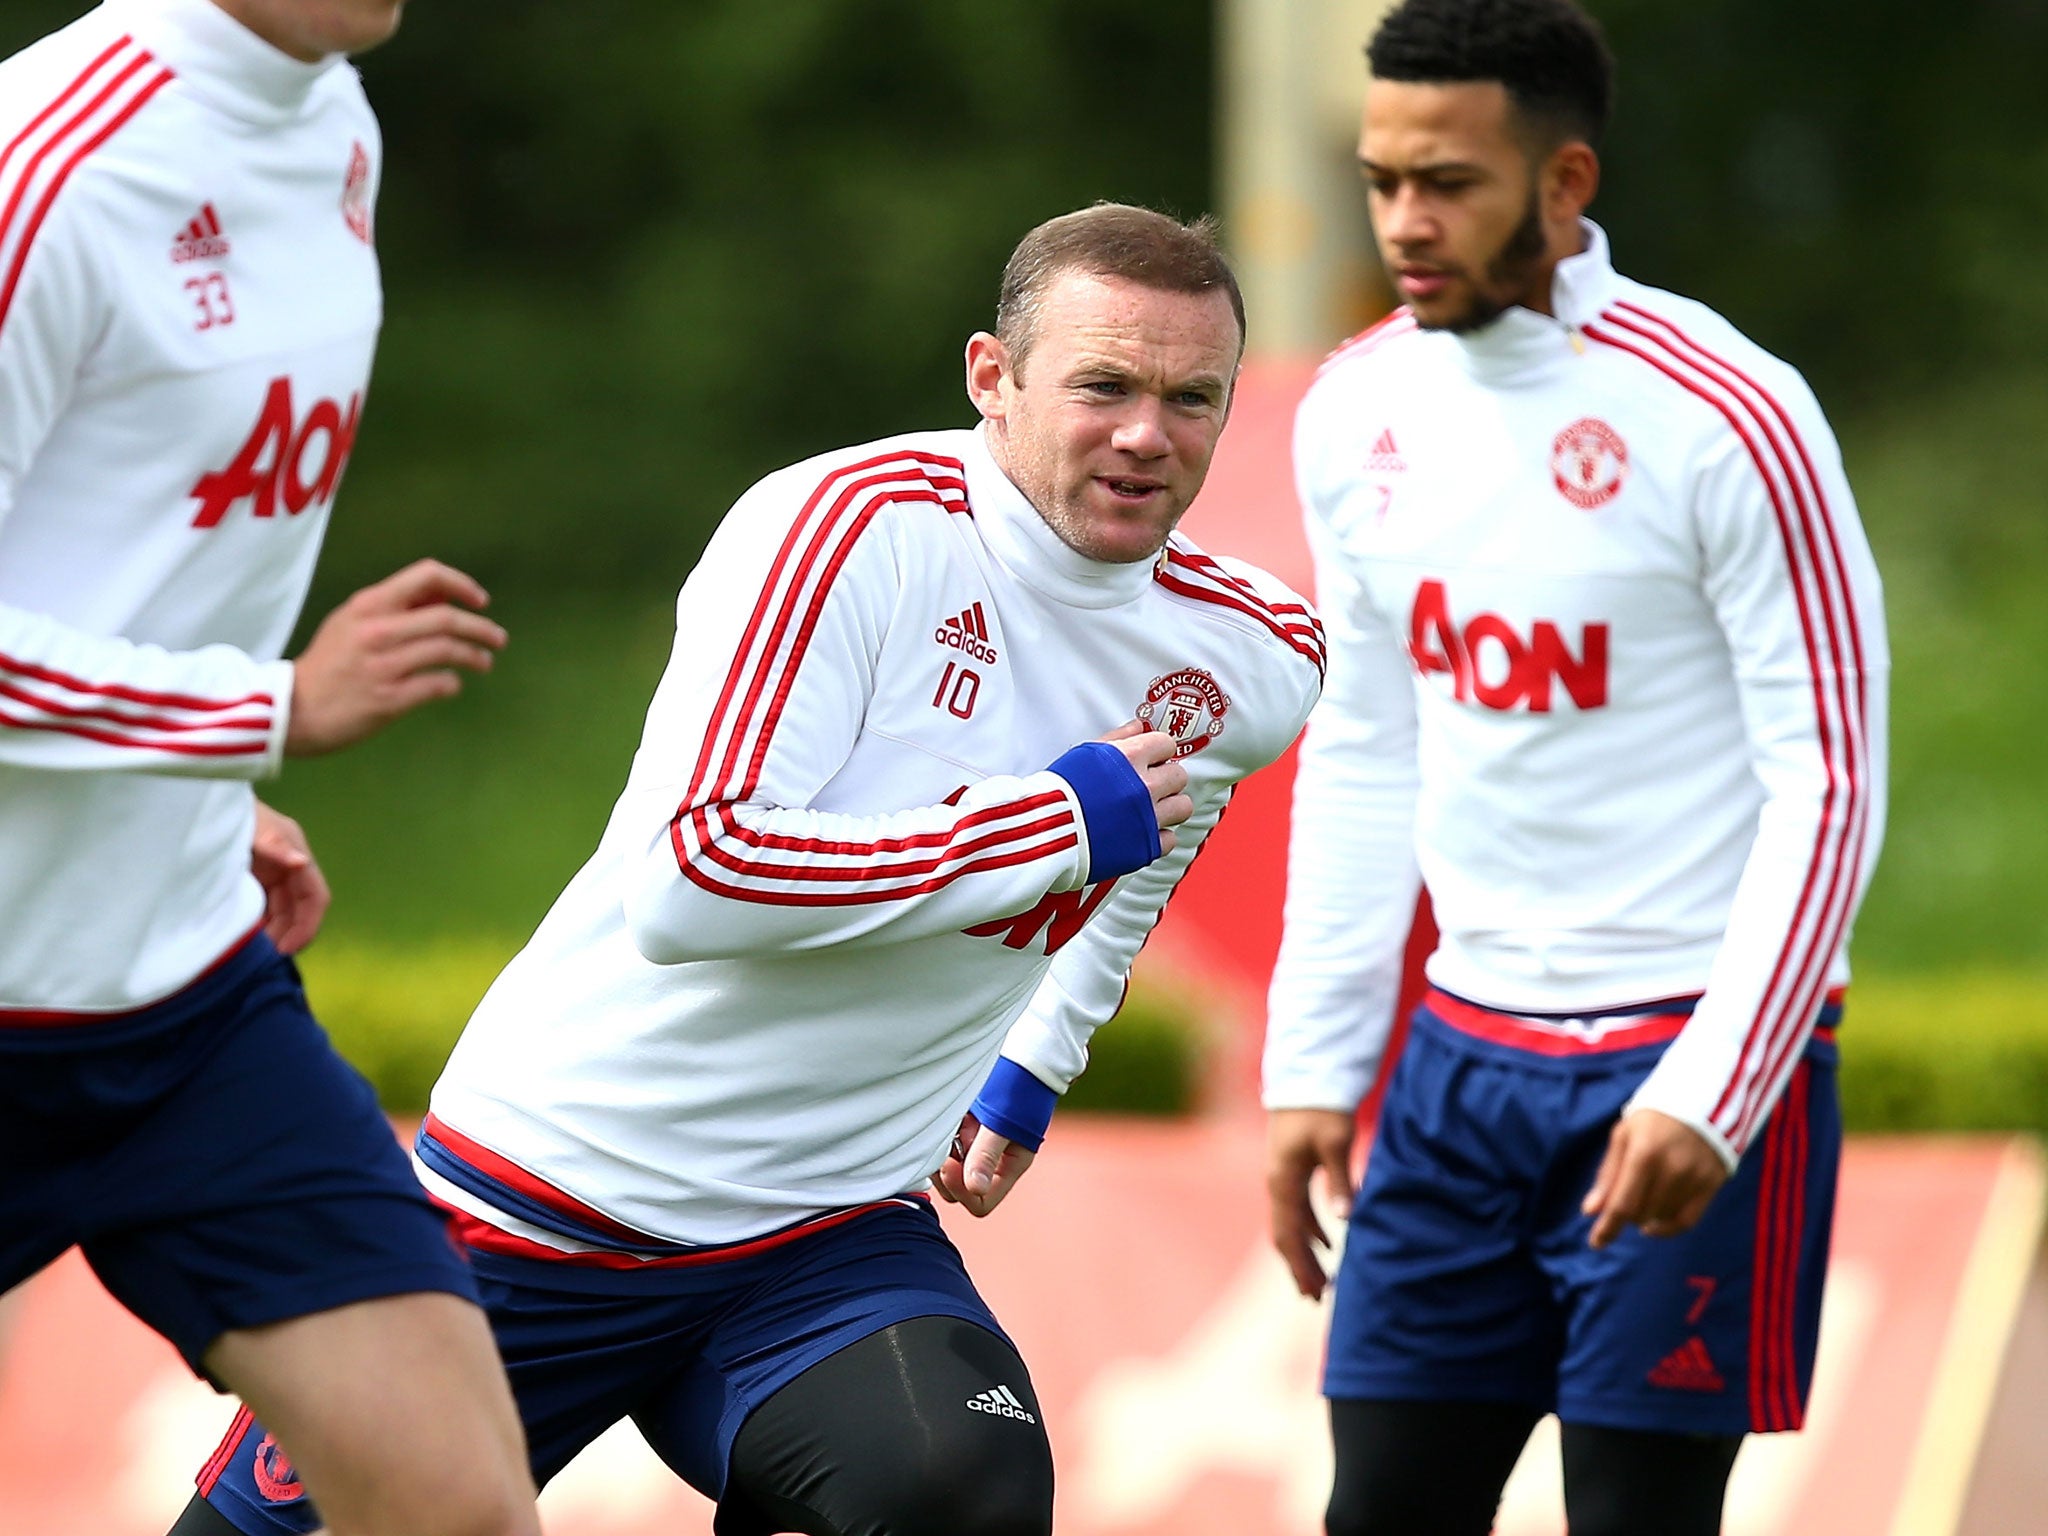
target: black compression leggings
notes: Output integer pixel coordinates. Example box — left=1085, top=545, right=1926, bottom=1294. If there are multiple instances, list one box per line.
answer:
left=1326, top=1398, right=1743, bottom=1536
left=169, top=1316, right=1052, bottom=1536
left=712, top=1315, right=1053, bottom=1536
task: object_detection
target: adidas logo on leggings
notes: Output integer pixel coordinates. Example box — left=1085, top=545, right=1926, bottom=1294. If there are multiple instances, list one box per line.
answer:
left=965, top=1384, right=1037, bottom=1423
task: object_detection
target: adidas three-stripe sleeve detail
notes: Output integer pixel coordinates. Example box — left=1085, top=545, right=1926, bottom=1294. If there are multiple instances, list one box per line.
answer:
left=624, top=453, right=1094, bottom=965
left=0, top=41, right=289, bottom=778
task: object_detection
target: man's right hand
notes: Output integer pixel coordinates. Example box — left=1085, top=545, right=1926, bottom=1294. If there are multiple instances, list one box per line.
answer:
left=1267, top=1107, right=1358, bottom=1300
left=286, top=559, right=507, bottom=756
left=1099, top=721, right=1193, bottom=853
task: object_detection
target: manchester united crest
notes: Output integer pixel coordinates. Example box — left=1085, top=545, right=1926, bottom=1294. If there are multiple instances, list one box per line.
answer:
left=1137, top=668, right=1229, bottom=757
left=1551, top=417, right=1628, bottom=509
left=251, top=1432, right=304, bottom=1502
left=342, top=141, right=373, bottom=246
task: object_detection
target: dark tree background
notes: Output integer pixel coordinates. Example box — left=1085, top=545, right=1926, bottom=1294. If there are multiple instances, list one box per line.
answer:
left=7, top=0, right=2045, bottom=593
left=5, top=0, right=2046, bottom=970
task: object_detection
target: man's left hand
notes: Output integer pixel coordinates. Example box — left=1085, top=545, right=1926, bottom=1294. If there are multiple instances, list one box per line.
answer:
left=1581, top=1108, right=1729, bottom=1249
left=251, top=800, right=329, bottom=955
left=932, top=1112, right=1035, bottom=1218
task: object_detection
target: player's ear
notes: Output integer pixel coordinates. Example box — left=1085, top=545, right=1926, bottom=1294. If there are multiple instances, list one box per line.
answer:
left=964, top=332, right=1013, bottom=422
left=1544, top=139, right=1600, bottom=224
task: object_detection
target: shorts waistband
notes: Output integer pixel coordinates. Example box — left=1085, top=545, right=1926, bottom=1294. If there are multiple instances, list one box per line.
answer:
left=417, top=1113, right=928, bottom=1270
left=0, top=922, right=272, bottom=1044
left=1423, top=986, right=1843, bottom=1059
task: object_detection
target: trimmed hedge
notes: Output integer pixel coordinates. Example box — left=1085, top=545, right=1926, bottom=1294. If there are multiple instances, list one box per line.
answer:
left=298, top=941, right=2048, bottom=1137
left=1838, top=972, right=2048, bottom=1139
left=298, top=938, right=513, bottom=1116
left=297, top=937, right=1216, bottom=1119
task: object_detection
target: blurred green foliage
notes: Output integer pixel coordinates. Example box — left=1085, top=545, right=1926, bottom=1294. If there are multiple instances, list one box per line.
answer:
left=1596, top=0, right=2048, bottom=410
left=302, top=934, right=1218, bottom=1118
left=297, top=937, right=514, bottom=1115
left=304, top=926, right=2048, bottom=1140
left=5, top=2, right=2045, bottom=1113
left=1841, top=972, right=2048, bottom=1139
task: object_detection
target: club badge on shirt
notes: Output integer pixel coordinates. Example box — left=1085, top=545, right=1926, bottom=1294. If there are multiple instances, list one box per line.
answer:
left=1138, top=668, right=1229, bottom=757
left=342, top=141, right=373, bottom=245
left=1552, top=417, right=1628, bottom=509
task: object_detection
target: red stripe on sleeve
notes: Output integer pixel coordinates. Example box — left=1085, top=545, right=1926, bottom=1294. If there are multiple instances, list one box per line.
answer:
left=1585, top=312, right=1869, bottom=1153
left=683, top=452, right=968, bottom=812
left=0, top=56, right=173, bottom=338
left=674, top=828, right=1081, bottom=909
left=1154, top=553, right=1327, bottom=676
left=0, top=673, right=271, bottom=736
left=0, top=648, right=274, bottom=715
left=1316, top=309, right=1417, bottom=376
left=0, top=35, right=133, bottom=191
left=1611, top=307, right=1874, bottom=1152
left=690, top=801, right=1076, bottom=888
left=733, top=485, right=962, bottom=801
left=0, top=704, right=270, bottom=756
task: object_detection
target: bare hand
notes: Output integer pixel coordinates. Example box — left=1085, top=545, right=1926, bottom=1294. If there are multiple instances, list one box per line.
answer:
left=1582, top=1108, right=1730, bottom=1249
left=931, top=1112, right=1036, bottom=1218
left=1267, top=1108, right=1357, bottom=1300
left=287, top=559, right=507, bottom=756
left=1099, top=720, right=1193, bottom=855
left=251, top=800, right=329, bottom=955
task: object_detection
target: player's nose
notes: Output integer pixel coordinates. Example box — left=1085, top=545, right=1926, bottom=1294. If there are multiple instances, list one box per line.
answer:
left=1109, top=398, right=1172, bottom=458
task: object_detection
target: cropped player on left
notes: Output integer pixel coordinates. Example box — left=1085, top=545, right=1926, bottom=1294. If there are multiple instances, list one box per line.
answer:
left=0, top=3, right=537, bottom=1535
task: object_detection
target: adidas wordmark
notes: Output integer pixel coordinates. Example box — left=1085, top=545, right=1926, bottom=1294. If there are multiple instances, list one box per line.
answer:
left=965, top=1384, right=1036, bottom=1423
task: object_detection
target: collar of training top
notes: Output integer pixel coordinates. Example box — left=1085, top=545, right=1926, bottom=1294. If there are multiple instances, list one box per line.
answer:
left=107, top=0, right=343, bottom=125
left=965, top=425, right=1163, bottom=613
left=1451, top=218, right=1628, bottom=384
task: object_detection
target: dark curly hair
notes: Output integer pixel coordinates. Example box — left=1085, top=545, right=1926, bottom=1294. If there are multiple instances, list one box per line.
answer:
left=1367, top=0, right=1614, bottom=150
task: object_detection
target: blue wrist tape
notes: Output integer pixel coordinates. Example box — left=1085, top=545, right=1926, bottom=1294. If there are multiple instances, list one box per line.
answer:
left=969, top=1056, right=1060, bottom=1153
left=1046, top=740, right=1161, bottom=883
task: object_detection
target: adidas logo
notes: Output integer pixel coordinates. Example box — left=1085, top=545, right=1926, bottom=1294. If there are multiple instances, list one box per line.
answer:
left=1365, top=428, right=1407, bottom=473
left=933, top=602, right=998, bottom=664
left=965, top=1384, right=1036, bottom=1423
left=1647, top=1336, right=1726, bottom=1393
left=171, top=203, right=230, bottom=264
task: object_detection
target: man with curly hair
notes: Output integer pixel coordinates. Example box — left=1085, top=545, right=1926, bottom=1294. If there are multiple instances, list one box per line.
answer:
left=1263, top=1, right=1887, bottom=1531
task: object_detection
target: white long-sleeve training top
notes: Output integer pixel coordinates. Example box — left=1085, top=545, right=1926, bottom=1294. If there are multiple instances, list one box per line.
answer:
left=1263, top=224, right=1887, bottom=1166
left=428, top=426, right=1323, bottom=1246
left=0, top=0, right=381, bottom=1016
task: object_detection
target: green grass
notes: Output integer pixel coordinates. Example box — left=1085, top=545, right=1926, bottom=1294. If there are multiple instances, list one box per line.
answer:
left=1839, top=375, right=2048, bottom=972
left=266, top=596, right=677, bottom=949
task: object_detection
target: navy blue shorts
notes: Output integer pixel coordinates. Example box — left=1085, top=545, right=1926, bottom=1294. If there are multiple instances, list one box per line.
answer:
left=197, top=1195, right=1007, bottom=1533
left=0, top=933, right=475, bottom=1375
left=1326, top=991, right=1840, bottom=1436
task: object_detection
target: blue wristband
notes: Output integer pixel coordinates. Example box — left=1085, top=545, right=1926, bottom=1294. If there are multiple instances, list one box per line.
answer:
left=1046, top=740, right=1161, bottom=883
left=969, top=1056, right=1060, bottom=1153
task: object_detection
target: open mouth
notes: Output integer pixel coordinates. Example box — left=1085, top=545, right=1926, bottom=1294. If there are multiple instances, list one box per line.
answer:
left=1097, top=476, right=1164, bottom=504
